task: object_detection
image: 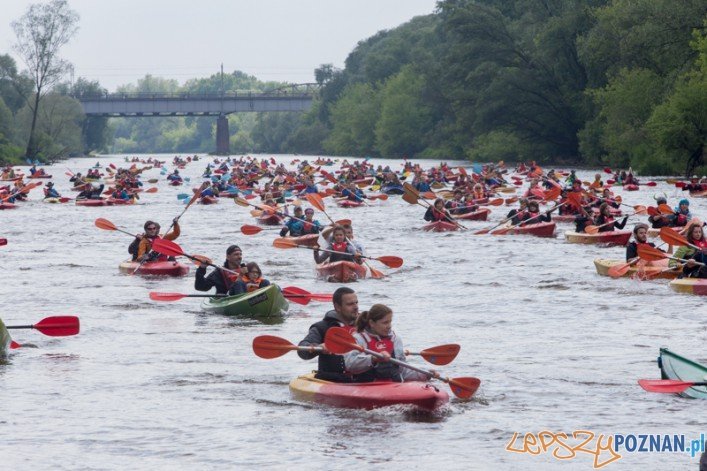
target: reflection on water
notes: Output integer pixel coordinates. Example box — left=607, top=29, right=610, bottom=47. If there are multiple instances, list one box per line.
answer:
left=0, top=155, right=705, bottom=469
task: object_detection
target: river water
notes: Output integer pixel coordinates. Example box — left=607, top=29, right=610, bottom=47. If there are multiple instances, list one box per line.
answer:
left=0, top=154, right=705, bottom=470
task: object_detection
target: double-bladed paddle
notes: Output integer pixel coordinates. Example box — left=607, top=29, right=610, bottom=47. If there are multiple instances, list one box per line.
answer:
left=638, top=379, right=707, bottom=393
left=272, top=237, right=403, bottom=268
left=149, top=286, right=332, bottom=306
left=324, top=327, right=480, bottom=399
left=6, top=316, right=80, bottom=337
left=252, top=334, right=460, bottom=366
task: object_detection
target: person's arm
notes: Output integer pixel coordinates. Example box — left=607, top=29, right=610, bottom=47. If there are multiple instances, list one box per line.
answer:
left=297, top=324, right=324, bottom=359
left=194, top=266, right=215, bottom=292
left=313, top=248, right=329, bottom=264
left=136, top=239, right=150, bottom=260
left=228, top=280, right=247, bottom=296
left=165, top=220, right=180, bottom=240
left=614, top=216, right=628, bottom=230
left=670, top=246, right=690, bottom=268
left=423, top=207, right=434, bottom=222
left=260, top=278, right=271, bottom=288
left=343, top=336, right=374, bottom=374
left=626, top=243, right=638, bottom=261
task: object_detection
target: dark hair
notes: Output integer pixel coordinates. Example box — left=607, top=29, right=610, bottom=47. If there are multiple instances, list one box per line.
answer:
left=355, top=304, right=392, bottom=332
left=226, top=245, right=242, bottom=255
left=246, top=261, right=261, bottom=276
left=144, top=220, right=160, bottom=231
left=686, top=223, right=704, bottom=243
left=333, top=287, right=355, bottom=307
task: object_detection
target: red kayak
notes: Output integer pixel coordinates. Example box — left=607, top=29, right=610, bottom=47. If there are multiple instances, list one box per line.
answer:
left=284, top=233, right=320, bottom=248
left=169, top=180, right=183, bottom=186
left=257, top=214, right=283, bottom=226
left=455, top=209, right=490, bottom=221
left=76, top=199, right=113, bottom=207
left=28, top=174, right=52, bottom=179
left=289, top=373, right=449, bottom=411
left=422, top=221, right=459, bottom=232
left=106, top=198, right=134, bottom=205
left=623, top=184, right=639, bottom=191
left=316, top=261, right=367, bottom=283
left=199, top=196, right=218, bottom=205
left=118, top=260, right=190, bottom=277
left=500, top=221, right=556, bottom=238
left=0, top=202, right=17, bottom=210
left=337, top=200, right=363, bottom=208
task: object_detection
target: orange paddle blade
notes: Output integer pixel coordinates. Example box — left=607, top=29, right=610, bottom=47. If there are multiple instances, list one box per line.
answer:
left=144, top=187, right=158, bottom=193
left=324, top=326, right=360, bottom=354
left=659, top=227, right=689, bottom=247
left=272, top=238, right=298, bottom=249
left=658, top=204, right=674, bottom=215
left=543, top=187, right=561, bottom=201
left=252, top=335, right=297, bottom=359
left=402, top=191, right=418, bottom=205
left=637, top=244, right=667, bottom=262
left=633, top=205, right=647, bottom=215
left=368, top=264, right=385, bottom=279
left=412, top=344, right=461, bottom=366
left=149, top=292, right=186, bottom=302
left=487, top=198, right=503, bottom=206
left=375, top=255, right=403, bottom=268
left=94, top=218, right=117, bottom=231
left=422, top=192, right=436, bottom=199
left=448, top=377, right=481, bottom=399
left=504, top=197, right=518, bottom=205
left=608, top=261, right=633, bottom=278
left=584, top=225, right=600, bottom=235
left=240, top=224, right=263, bottom=235
left=234, top=197, right=250, bottom=207
left=306, top=193, right=325, bottom=212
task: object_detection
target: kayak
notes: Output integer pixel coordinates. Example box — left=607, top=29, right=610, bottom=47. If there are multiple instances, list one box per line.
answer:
left=0, top=318, right=11, bottom=357
left=668, top=278, right=707, bottom=296
left=118, top=260, right=190, bottom=277
left=689, top=190, right=707, bottom=198
left=337, top=200, right=363, bottom=208
left=199, top=196, right=218, bottom=205
left=316, top=261, right=367, bottom=283
left=106, top=198, right=135, bottom=205
left=657, top=348, right=707, bottom=398
left=200, top=284, right=289, bottom=318
left=381, top=184, right=404, bottom=195
left=554, top=214, right=578, bottom=223
left=623, top=184, right=639, bottom=191
left=422, top=221, right=459, bottom=232
left=257, top=214, right=283, bottom=226
left=593, top=258, right=679, bottom=279
left=565, top=230, right=631, bottom=246
left=499, top=222, right=556, bottom=238
left=289, top=373, right=449, bottom=411
left=0, top=203, right=17, bottom=210
left=76, top=199, right=112, bottom=207
left=284, top=233, right=320, bottom=248
left=454, top=209, right=490, bottom=221
left=28, top=174, right=52, bottom=179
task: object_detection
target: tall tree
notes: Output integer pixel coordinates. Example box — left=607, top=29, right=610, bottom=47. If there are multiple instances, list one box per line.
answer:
left=12, top=0, right=79, bottom=159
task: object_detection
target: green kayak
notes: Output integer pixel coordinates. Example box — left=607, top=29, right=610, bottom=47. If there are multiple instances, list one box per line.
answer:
left=0, top=319, right=11, bottom=357
left=200, top=284, right=289, bottom=318
left=658, top=348, right=707, bottom=399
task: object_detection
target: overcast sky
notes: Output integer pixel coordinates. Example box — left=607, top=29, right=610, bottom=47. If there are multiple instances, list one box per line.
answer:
left=0, top=0, right=439, bottom=92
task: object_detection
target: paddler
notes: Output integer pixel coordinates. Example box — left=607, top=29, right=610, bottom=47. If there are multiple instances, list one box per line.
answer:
left=228, top=262, right=271, bottom=295
left=595, top=203, right=628, bottom=232
left=280, top=206, right=306, bottom=237
left=672, top=199, right=692, bottom=227
left=43, top=182, right=61, bottom=199
left=344, top=304, right=436, bottom=383
left=136, top=219, right=180, bottom=262
left=671, top=223, right=707, bottom=278
left=648, top=196, right=672, bottom=228
left=517, top=200, right=551, bottom=225
left=298, top=287, right=359, bottom=382
left=625, top=223, right=662, bottom=260
left=194, top=245, right=247, bottom=294
left=314, top=226, right=362, bottom=265
left=76, top=183, right=105, bottom=200
left=423, top=198, right=455, bottom=223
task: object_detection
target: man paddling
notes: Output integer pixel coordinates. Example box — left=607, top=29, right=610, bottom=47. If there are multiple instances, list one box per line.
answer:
left=298, top=287, right=359, bottom=382
left=194, top=245, right=247, bottom=295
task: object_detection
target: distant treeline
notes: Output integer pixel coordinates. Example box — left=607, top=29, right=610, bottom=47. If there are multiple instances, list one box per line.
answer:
left=1, top=0, right=705, bottom=175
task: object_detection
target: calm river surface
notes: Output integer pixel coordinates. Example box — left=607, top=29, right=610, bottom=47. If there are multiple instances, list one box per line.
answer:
left=1, top=154, right=705, bottom=470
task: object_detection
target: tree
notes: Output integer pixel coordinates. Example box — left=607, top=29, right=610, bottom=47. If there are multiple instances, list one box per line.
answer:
left=12, top=0, right=79, bottom=159
left=323, top=83, right=380, bottom=156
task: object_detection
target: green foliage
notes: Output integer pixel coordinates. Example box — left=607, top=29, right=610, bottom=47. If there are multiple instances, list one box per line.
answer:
left=323, top=83, right=380, bottom=156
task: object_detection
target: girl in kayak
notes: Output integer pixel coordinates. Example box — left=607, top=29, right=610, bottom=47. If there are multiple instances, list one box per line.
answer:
left=314, top=226, right=361, bottom=264
left=229, top=262, right=271, bottom=295
left=671, top=223, right=707, bottom=278
left=595, top=203, right=628, bottom=232
left=424, top=198, right=455, bottom=223
left=344, top=304, right=434, bottom=383
left=517, top=200, right=551, bottom=225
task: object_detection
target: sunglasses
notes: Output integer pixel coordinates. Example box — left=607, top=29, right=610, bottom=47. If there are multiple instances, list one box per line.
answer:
left=146, top=226, right=158, bottom=230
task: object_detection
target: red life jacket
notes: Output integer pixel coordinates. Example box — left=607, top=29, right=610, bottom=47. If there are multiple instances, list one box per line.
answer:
left=361, top=331, right=394, bottom=356
left=332, top=242, right=348, bottom=253
left=432, top=208, right=446, bottom=221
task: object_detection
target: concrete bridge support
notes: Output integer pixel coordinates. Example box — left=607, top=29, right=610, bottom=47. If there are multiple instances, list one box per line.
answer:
left=216, top=115, right=230, bottom=155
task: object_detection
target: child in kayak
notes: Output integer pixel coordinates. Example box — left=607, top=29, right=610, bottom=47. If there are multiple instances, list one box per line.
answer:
left=314, top=226, right=361, bottom=264
left=229, top=262, right=271, bottom=295
left=344, top=304, right=435, bottom=383
left=595, top=203, right=628, bottom=232
left=671, top=223, right=707, bottom=278
left=424, top=198, right=455, bottom=223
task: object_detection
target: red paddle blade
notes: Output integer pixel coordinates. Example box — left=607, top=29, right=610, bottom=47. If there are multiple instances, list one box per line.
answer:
left=645, top=181, right=657, bottom=187
left=10, top=340, right=21, bottom=349
left=33, top=316, right=80, bottom=336
left=675, top=181, right=686, bottom=188
left=149, top=292, right=186, bottom=302
left=151, top=238, right=184, bottom=258
left=324, top=326, right=359, bottom=354
left=658, top=203, right=674, bottom=215
left=603, top=167, right=612, bottom=174
left=272, top=238, right=298, bottom=249
left=448, top=377, right=481, bottom=399
left=252, top=335, right=296, bottom=359
left=647, top=206, right=659, bottom=217
left=487, top=198, right=503, bottom=206
left=659, top=227, right=688, bottom=246
left=376, top=256, right=403, bottom=268
left=94, top=218, right=117, bottom=231
left=0, top=238, right=7, bottom=246
left=637, top=379, right=699, bottom=393
left=637, top=244, right=667, bottom=262
left=282, top=291, right=311, bottom=305
left=418, top=344, right=460, bottom=366
left=240, top=224, right=263, bottom=235
left=608, top=262, right=632, bottom=278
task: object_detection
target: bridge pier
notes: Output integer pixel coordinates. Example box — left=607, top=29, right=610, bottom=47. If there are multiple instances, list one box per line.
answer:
left=216, top=114, right=230, bottom=155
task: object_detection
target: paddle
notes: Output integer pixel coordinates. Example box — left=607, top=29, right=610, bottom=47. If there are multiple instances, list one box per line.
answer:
left=324, top=327, right=480, bottom=399
left=404, top=344, right=461, bottom=366
left=281, top=286, right=333, bottom=302
left=638, top=379, right=707, bottom=394
left=637, top=244, right=704, bottom=266
left=608, top=257, right=640, bottom=278
left=94, top=218, right=138, bottom=237
left=240, top=224, right=281, bottom=235
left=273, top=238, right=403, bottom=268
left=149, top=286, right=330, bottom=306
left=305, top=193, right=390, bottom=278
left=659, top=226, right=701, bottom=250
left=401, top=183, right=468, bottom=231
left=6, top=316, right=80, bottom=337
left=584, top=209, right=644, bottom=235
